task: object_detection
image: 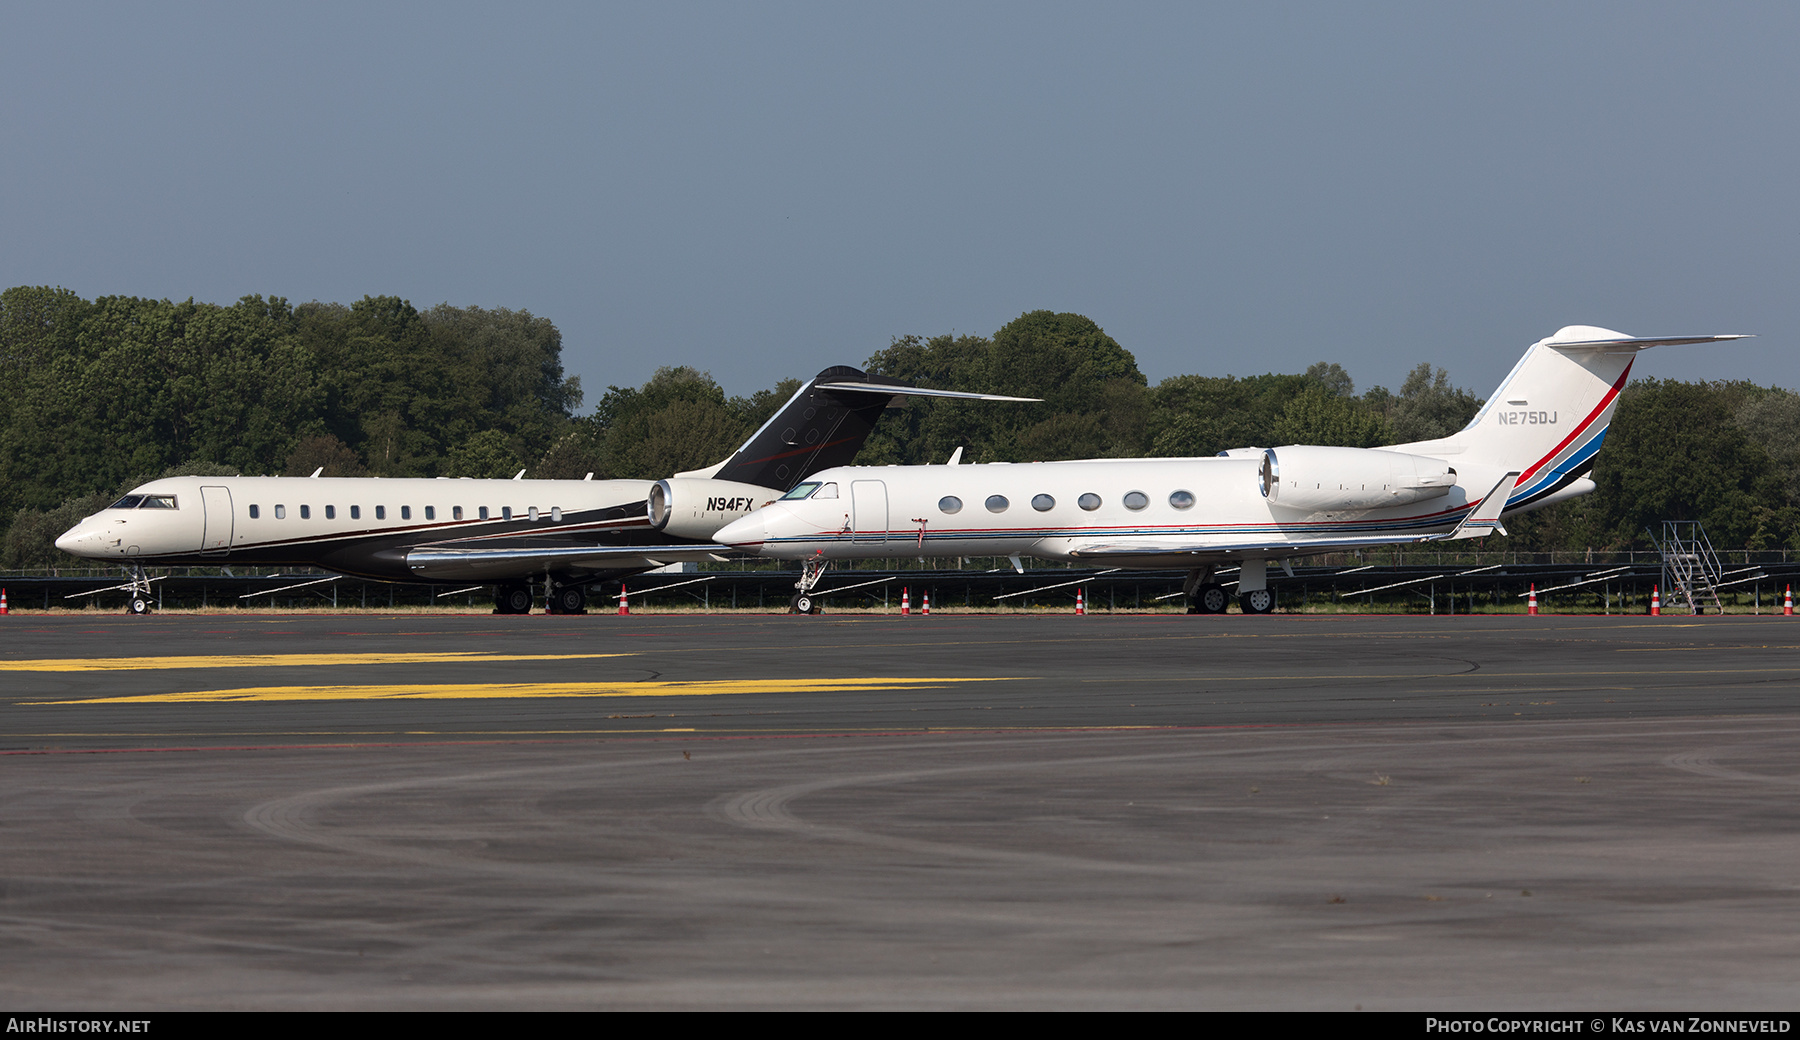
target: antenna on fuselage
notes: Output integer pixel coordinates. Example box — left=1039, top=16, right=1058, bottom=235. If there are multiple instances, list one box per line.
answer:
left=512, top=469, right=526, bottom=480
left=947, top=447, right=963, bottom=465
left=309, top=467, right=323, bottom=478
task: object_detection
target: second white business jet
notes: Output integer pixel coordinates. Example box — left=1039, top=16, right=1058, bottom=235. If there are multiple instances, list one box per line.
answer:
left=715, top=327, right=1747, bottom=613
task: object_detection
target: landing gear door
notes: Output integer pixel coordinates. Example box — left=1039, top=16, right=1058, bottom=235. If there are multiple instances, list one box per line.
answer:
left=200, top=485, right=233, bottom=554
left=851, top=480, right=888, bottom=543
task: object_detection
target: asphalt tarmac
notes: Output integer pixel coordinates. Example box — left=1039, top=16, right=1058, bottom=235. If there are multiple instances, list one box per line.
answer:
left=4, top=611, right=1800, bottom=1008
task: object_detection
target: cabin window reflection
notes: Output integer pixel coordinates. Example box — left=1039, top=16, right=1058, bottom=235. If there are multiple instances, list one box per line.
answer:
left=453, top=506, right=463, bottom=520
left=1031, top=494, right=1055, bottom=512
left=424, top=506, right=436, bottom=520
left=248, top=504, right=259, bottom=519
left=139, top=495, right=177, bottom=509
left=1123, top=491, right=1148, bottom=511
left=985, top=495, right=1009, bottom=513
left=551, top=506, right=562, bottom=522
left=274, top=505, right=286, bottom=519
left=938, top=496, right=963, bottom=514
left=1169, top=490, right=1196, bottom=510
left=529, top=506, right=540, bottom=522
left=299, top=505, right=311, bottom=519
left=1078, top=493, right=1101, bottom=511
left=780, top=482, right=821, bottom=501
left=109, top=495, right=143, bottom=510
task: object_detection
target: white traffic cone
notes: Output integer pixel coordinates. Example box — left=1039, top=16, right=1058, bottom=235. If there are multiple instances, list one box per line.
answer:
left=618, top=584, right=629, bottom=615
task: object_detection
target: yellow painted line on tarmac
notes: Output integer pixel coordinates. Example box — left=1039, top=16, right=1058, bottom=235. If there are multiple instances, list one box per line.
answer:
left=29, top=676, right=1029, bottom=705
left=0, top=652, right=636, bottom=672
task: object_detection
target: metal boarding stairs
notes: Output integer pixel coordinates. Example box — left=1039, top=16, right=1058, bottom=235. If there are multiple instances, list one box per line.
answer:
left=1649, top=521, right=1725, bottom=615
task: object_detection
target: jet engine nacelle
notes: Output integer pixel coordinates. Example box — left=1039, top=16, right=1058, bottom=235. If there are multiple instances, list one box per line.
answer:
left=1261, top=446, right=1457, bottom=511
left=648, top=478, right=781, bottom=540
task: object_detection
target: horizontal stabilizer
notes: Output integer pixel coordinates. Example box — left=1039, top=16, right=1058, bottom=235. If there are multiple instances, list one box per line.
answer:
left=1543, top=329, right=1752, bottom=351
left=813, top=382, right=1040, bottom=403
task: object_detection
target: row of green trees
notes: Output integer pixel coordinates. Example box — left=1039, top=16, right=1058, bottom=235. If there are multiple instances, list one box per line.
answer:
left=4, top=288, right=1797, bottom=566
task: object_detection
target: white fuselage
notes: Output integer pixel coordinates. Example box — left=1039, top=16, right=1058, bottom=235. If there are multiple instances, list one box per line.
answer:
left=716, top=455, right=1506, bottom=568
left=54, top=475, right=666, bottom=581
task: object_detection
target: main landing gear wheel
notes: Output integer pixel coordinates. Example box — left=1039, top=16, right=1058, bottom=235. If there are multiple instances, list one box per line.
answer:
left=127, top=596, right=152, bottom=615
left=495, top=585, right=534, bottom=615
left=551, top=585, right=587, bottom=615
left=789, top=592, right=820, bottom=615
left=1239, top=588, right=1275, bottom=614
left=1189, top=583, right=1229, bottom=615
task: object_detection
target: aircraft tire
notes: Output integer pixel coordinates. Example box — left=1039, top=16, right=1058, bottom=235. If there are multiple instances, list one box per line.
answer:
left=791, top=593, right=818, bottom=615
left=127, top=597, right=152, bottom=616
left=1239, top=588, right=1275, bottom=614
left=1193, top=583, right=1230, bottom=614
left=553, top=586, right=587, bottom=614
left=496, top=585, right=533, bottom=615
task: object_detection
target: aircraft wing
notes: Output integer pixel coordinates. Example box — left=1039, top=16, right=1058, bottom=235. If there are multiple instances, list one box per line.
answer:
left=1065, top=532, right=1445, bottom=562
left=405, top=543, right=735, bottom=581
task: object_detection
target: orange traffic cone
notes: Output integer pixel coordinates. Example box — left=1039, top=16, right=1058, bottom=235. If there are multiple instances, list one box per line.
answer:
left=1528, top=584, right=1538, bottom=616
left=1076, top=588, right=1085, bottom=615
left=0, top=588, right=8, bottom=615
left=1651, top=585, right=1661, bottom=616
left=618, top=584, right=629, bottom=615
left=921, top=590, right=930, bottom=615
left=1785, top=585, right=1793, bottom=617
left=901, top=587, right=910, bottom=615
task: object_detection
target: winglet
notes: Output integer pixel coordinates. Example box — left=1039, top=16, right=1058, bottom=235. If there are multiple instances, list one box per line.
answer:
left=1445, top=472, right=1520, bottom=540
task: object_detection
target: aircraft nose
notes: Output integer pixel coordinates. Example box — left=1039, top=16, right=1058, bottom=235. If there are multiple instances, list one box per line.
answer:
left=55, top=522, right=101, bottom=556
left=715, top=510, right=769, bottom=548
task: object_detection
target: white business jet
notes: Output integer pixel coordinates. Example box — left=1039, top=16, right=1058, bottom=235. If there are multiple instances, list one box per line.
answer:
left=54, top=366, right=1035, bottom=614
left=714, top=327, right=1748, bottom=614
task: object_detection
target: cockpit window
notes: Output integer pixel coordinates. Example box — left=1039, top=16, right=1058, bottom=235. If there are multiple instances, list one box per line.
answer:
left=780, top=482, right=822, bottom=501
left=815, top=482, right=838, bottom=499
left=109, top=495, right=144, bottom=510
left=138, top=495, right=177, bottom=509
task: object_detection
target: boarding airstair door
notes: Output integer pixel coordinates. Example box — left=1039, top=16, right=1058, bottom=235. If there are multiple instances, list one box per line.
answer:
left=200, top=486, right=234, bottom=554
left=851, top=480, right=888, bottom=544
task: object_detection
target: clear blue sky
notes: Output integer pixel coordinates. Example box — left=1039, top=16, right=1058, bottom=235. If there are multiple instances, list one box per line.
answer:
left=4, top=2, right=1791, bottom=405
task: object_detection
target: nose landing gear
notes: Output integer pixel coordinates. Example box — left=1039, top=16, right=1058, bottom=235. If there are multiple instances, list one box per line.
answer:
left=789, top=557, right=829, bottom=614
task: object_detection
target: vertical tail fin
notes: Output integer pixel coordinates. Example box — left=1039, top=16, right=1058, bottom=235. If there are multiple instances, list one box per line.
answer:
left=1393, top=326, right=1749, bottom=510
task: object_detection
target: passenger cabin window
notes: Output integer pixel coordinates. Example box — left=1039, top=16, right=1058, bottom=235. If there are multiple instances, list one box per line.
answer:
left=781, top=482, right=821, bottom=501
left=1031, top=494, right=1055, bottom=512
left=1169, top=490, right=1196, bottom=510
left=401, top=506, right=412, bottom=520
left=938, top=496, right=963, bottom=514
left=502, top=506, right=512, bottom=520
left=985, top=495, right=1009, bottom=513
left=376, top=506, right=386, bottom=520
left=325, top=505, right=336, bottom=520
left=350, top=505, right=360, bottom=520
left=1078, top=493, right=1101, bottom=511
left=109, top=495, right=144, bottom=509
left=274, top=505, right=286, bottom=519
left=424, top=506, right=435, bottom=520
left=1123, top=491, right=1148, bottom=511
left=248, top=504, right=260, bottom=519
left=479, top=506, right=489, bottom=519
left=528, top=506, right=539, bottom=522
left=551, top=506, right=562, bottom=522
left=453, top=506, right=463, bottom=520
left=300, top=505, right=311, bottom=519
